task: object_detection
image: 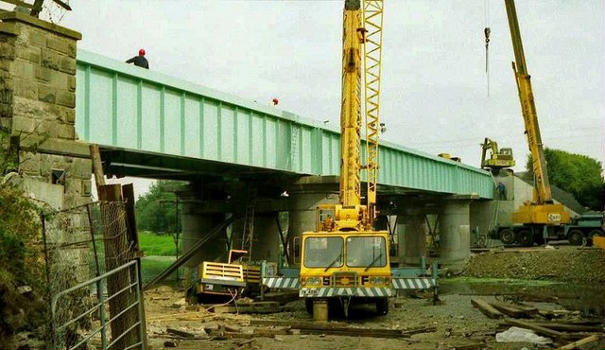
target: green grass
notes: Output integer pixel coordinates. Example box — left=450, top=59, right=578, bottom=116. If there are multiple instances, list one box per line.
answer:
left=138, top=231, right=181, bottom=256
left=140, top=255, right=183, bottom=284
left=443, top=276, right=561, bottom=286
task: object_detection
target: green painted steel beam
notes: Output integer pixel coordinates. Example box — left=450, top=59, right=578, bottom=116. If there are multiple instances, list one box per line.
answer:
left=75, top=49, right=494, bottom=199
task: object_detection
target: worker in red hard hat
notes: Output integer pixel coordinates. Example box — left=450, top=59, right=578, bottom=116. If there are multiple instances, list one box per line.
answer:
left=126, top=49, right=149, bottom=69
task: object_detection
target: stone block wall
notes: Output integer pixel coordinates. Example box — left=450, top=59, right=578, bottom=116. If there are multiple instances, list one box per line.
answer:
left=0, top=11, right=91, bottom=209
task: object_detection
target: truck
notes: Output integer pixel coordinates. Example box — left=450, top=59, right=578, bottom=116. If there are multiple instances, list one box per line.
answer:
left=494, top=212, right=605, bottom=247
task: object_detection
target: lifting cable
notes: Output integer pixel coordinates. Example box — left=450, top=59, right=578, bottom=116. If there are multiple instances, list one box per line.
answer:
left=484, top=0, right=491, bottom=96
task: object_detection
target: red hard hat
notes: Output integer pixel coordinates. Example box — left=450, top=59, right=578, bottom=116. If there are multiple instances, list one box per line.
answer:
left=272, top=98, right=279, bottom=105
left=139, top=49, right=146, bottom=56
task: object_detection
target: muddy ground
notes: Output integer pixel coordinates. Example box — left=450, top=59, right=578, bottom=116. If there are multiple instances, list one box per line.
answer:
left=144, top=247, right=605, bottom=350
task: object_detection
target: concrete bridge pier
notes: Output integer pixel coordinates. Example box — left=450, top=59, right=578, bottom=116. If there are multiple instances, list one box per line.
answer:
left=179, top=188, right=228, bottom=284
left=438, top=199, right=471, bottom=272
left=396, top=208, right=428, bottom=267
left=287, top=177, right=339, bottom=263
left=250, top=212, right=281, bottom=262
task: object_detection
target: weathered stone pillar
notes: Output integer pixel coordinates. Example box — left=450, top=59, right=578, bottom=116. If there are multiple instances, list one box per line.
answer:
left=397, top=208, right=427, bottom=267
left=0, top=11, right=91, bottom=209
left=439, top=200, right=471, bottom=271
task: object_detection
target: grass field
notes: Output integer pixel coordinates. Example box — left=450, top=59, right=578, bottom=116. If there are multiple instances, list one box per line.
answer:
left=140, top=256, right=183, bottom=284
left=138, top=231, right=181, bottom=256
left=138, top=232, right=183, bottom=284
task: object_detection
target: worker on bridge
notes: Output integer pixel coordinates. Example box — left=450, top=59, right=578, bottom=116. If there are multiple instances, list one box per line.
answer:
left=126, top=49, right=149, bottom=69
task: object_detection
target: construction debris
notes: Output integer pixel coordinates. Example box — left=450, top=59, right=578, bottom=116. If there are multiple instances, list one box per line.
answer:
left=556, top=334, right=601, bottom=350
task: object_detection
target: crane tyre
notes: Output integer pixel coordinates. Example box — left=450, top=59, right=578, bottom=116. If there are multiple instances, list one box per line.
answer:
left=517, top=229, right=534, bottom=247
left=499, top=229, right=515, bottom=245
left=587, top=229, right=604, bottom=247
left=568, top=229, right=584, bottom=246
left=376, top=298, right=389, bottom=315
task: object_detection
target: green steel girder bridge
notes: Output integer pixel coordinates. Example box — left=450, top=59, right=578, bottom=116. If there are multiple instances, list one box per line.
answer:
left=75, top=49, right=494, bottom=199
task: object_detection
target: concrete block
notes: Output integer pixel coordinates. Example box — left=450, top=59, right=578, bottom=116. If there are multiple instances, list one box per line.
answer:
left=0, top=88, right=12, bottom=104
left=65, top=177, right=81, bottom=195
left=49, top=104, right=75, bottom=123
left=67, top=75, right=75, bottom=92
left=19, top=177, right=64, bottom=210
left=18, top=151, right=40, bottom=175
left=28, top=31, right=46, bottom=48
left=41, top=49, right=60, bottom=71
left=56, top=90, right=75, bottom=108
left=0, top=59, right=11, bottom=72
left=58, top=57, right=75, bottom=75
left=13, top=79, right=37, bottom=100
left=35, top=66, right=52, bottom=82
left=46, top=37, right=71, bottom=56
left=16, top=46, right=41, bottom=64
left=71, top=158, right=92, bottom=179
left=56, top=123, right=75, bottom=139
left=11, top=116, right=35, bottom=133
left=12, top=59, right=36, bottom=80
left=81, top=180, right=91, bottom=196
left=38, top=85, right=55, bottom=104
left=0, top=42, right=16, bottom=59
left=0, top=116, right=11, bottom=128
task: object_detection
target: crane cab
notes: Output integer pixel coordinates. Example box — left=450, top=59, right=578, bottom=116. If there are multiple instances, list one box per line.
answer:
left=299, top=231, right=393, bottom=316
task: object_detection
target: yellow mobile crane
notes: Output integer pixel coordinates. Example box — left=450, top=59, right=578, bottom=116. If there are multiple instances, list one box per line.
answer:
left=494, top=0, right=571, bottom=246
left=263, top=0, right=437, bottom=320
left=297, top=0, right=392, bottom=319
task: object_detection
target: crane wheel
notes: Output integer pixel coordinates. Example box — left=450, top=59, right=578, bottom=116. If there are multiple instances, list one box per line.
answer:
left=568, top=229, right=584, bottom=246
left=376, top=298, right=389, bottom=315
left=517, top=229, right=534, bottom=247
left=305, top=298, right=313, bottom=314
left=587, top=229, right=604, bottom=247
left=499, top=229, right=515, bottom=245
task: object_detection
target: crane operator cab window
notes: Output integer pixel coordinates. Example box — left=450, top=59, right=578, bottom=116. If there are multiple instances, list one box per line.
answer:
left=346, top=236, right=386, bottom=268
left=303, top=237, right=343, bottom=268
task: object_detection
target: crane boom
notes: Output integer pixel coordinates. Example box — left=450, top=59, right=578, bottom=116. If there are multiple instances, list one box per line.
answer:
left=339, top=0, right=363, bottom=209
left=362, top=0, right=384, bottom=222
left=504, top=0, right=552, bottom=204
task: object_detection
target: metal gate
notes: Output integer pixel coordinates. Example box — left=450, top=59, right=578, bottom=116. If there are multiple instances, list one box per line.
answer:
left=50, top=260, right=145, bottom=350
left=42, top=201, right=146, bottom=350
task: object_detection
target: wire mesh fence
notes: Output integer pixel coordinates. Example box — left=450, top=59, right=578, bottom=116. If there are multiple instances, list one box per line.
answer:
left=42, top=200, right=144, bottom=350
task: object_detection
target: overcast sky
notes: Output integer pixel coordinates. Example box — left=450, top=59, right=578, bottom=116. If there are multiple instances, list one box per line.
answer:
left=23, top=0, right=605, bottom=196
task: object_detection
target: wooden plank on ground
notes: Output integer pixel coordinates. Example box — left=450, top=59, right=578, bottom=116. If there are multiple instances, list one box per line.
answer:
left=489, top=301, right=534, bottom=318
left=505, top=318, right=564, bottom=339
left=214, top=301, right=282, bottom=314
left=249, top=319, right=435, bottom=338
left=531, top=322, right=604, bottom=333
left=471, top=298, right=504, bottom=319
left=556, top=334, right=601, bottom=350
